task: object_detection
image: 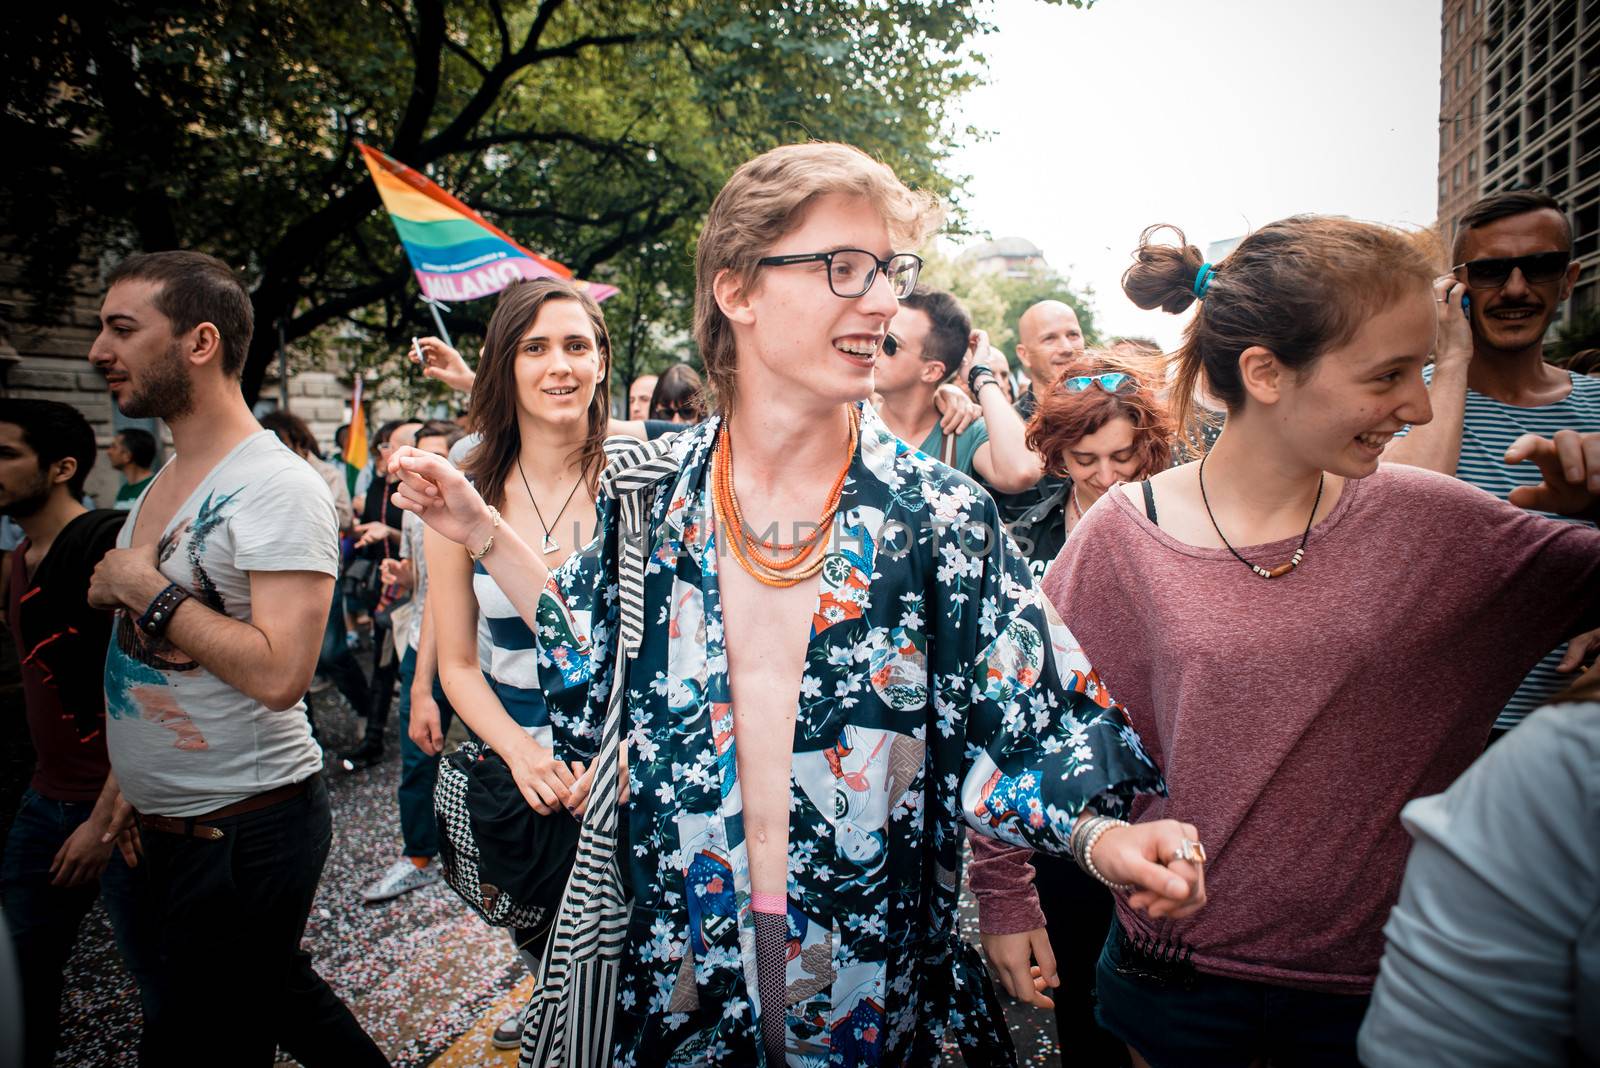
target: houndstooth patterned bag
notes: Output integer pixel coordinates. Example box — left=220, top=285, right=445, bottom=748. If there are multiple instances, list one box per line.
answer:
left=435, top=740, right=576, bottom=929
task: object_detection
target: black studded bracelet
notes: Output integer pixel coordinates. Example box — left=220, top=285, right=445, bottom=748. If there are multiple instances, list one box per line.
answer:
left=137, top=582, right=191, bottom=639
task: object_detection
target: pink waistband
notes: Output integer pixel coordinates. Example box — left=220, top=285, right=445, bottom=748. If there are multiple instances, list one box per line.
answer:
left=751, top=891, right=787, bottom=915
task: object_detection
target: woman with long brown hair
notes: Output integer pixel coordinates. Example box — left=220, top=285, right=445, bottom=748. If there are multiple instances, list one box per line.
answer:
left=430, top=278, right=629, bottom=820
left=969, top=352, right=1175, bottom=1066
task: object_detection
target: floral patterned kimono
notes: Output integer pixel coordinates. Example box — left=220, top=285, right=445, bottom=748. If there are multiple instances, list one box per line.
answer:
left=531, top=403, right=1163, bottom=1067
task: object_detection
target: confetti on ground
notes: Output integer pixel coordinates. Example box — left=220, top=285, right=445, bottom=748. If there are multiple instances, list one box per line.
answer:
left=52, top=688, right=1064, bottom=1066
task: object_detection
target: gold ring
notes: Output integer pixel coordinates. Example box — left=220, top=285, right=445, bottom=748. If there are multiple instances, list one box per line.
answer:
left=1172, top=838, right=1206, bottom=864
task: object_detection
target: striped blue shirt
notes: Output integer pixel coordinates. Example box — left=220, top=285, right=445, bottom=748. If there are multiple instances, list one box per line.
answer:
left=1402, top=367, right=1600, bottom=729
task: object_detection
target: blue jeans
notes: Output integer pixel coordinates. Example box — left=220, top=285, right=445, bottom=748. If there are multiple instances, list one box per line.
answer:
left=1, top=788, right=158, bottom=1068
left=395, top=647, right=456, bottom=858
left=137, top=775, right=385, bottom=1067
left=1094, top=919, right=1369, bottom=1068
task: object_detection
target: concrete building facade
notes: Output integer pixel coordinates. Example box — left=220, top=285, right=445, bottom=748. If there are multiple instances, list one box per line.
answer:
left=1440, top=0, right=1600, bottom=330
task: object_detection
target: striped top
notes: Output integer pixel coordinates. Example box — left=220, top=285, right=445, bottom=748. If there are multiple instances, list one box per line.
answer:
left=471, top=535, right=600, bottom=749
left=1404, top=366, right=1600, bottom=729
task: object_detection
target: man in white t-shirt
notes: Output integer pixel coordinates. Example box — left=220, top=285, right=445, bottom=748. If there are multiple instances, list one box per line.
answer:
left=85, top=251, right=385, bottom=1067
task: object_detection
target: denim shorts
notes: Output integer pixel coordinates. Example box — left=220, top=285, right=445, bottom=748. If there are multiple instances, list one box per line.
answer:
left=1094, top=919, right=1370, bottom=1068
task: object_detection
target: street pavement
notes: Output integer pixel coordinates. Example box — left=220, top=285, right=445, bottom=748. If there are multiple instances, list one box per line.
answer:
left=51, top=689, right=1064, bottom=1066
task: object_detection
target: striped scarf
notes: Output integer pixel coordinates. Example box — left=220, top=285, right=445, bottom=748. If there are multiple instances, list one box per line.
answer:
left=519, top=433, right=682, bottom=1068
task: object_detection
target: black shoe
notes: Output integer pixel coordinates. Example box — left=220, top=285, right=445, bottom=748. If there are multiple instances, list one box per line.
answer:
left=338, top=737, right=384, bottom=771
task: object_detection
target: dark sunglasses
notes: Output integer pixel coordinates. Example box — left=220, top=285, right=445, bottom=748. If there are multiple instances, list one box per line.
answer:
left=1060, top=372, right=1133, bottom=394
left=1452, top=251, right=1571, bottom=289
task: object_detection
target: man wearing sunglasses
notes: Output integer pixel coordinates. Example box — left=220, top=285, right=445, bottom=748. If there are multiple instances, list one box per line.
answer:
left=1387, top=188, right=1599, bottom=741
left=873, top=285, right=1043, bottom=489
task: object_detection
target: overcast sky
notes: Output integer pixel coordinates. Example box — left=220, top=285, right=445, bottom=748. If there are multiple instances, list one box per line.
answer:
left=946, top=0, right=1442, bottom=350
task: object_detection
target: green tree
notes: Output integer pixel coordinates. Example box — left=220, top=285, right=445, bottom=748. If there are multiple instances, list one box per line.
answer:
left=919, top=247, right=1099, bottom=372
left=4, top=1, right=1084, bottom=404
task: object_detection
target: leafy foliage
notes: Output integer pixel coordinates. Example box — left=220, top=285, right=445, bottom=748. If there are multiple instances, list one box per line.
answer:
left=2, top=0, right=1084, bottom=403
left=920, top=246, right=1099, bottom=370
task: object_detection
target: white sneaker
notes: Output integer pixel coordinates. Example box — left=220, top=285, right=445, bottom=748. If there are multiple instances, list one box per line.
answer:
left=361, top=856, right=443, bottom=903
left=491, top=1011, right=523, bottom=1050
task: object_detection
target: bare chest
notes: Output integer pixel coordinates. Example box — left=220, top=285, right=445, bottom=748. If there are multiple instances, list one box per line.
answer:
left=129, top=471, right=203, bottom=549
left=719, top=563, right=818, bottom=887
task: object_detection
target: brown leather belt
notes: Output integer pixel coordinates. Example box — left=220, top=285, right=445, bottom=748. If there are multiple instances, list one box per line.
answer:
left=138, top=775, right=316, bottom=841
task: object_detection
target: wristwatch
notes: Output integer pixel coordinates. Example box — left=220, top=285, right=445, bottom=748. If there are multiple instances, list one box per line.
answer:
left=137, top=582, right=191, bottom=638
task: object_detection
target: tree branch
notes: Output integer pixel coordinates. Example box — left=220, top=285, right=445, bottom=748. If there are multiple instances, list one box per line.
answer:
left=391, top=0, right=447, bottom=155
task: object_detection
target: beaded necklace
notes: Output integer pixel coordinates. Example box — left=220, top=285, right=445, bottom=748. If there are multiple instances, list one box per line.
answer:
left=1198, top=453, right=1323, bottom=579
left=712, top=407, right=858, bottom=588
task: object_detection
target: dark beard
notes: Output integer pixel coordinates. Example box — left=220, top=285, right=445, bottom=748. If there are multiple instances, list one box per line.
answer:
left=118, top=340, right=194, bottom=420
left=0, top=473, right=52, bottom=518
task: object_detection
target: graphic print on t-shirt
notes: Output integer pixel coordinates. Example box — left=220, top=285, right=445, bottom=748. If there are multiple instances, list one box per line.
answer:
left=104, top=488, right=251, bottom=751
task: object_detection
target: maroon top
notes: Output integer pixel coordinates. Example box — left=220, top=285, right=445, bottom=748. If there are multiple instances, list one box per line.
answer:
left=8, top=510, right=124, bottom=801
left=1041, top=464, right=1600, bottom=993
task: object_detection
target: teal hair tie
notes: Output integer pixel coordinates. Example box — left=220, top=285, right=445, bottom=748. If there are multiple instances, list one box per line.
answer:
left=1192, top=263, right=1216, bottom=300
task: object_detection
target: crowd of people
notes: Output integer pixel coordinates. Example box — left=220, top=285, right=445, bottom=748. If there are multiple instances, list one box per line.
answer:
left=0, top=141, right=1596, bottom=1068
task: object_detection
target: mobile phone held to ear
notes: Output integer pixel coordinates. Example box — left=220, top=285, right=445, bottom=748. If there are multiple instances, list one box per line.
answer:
left=1462, top=293, right=1471, bottom=319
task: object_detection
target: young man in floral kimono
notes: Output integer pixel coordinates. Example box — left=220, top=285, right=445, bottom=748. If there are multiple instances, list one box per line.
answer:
left=389, top=142, right=1206, bottom=1067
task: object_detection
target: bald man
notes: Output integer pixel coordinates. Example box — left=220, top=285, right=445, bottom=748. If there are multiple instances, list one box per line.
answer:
left=976, top=300, right=1086, bottom=576
left=628, top=374, right=658, bottom=421
left=1014, top=300, right=1086, bottom=392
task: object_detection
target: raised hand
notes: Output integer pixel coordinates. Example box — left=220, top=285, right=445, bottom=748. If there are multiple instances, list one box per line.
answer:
left=1504, top=430, right=1600, bottom=517
left=388, top=446, right=496, bottom=547
left=411, top=336, right=475, bottom=393
left=1432, top=274, right=1473, bottom=367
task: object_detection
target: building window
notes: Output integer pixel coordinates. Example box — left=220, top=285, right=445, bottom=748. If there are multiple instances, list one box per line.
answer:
left=1455, top=60, right=1463, bottom=90
left=1471, top=44, right=1480, bottom=71
left=1444, top=20, right=1451, bottom=49
left=1440, top=176, right=1450, bottom=201
left=1468, top=149, right=1478, bottom=178
left=1457, top=9, right=1465, bottom=33
left=1472, top=0, right=1481, bottom=12
left=1454, top=162, right=1463, bottom=190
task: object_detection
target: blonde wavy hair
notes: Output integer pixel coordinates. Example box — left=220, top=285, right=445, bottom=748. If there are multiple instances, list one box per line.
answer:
left=693, top=141, right=944, bottom=417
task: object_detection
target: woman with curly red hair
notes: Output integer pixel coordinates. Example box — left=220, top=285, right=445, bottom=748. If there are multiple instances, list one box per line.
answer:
left=971, top=351, right=1175, bottom=1065
left=1027, top=354, right=1175, bottom=535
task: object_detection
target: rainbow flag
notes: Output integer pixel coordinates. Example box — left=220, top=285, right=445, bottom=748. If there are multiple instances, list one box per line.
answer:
left=358, top=143, right=617, bottom=303
left=343, top=376, right=368, bottom=495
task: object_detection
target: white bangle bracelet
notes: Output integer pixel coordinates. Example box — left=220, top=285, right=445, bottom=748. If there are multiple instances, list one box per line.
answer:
left=1083, top=817, right=1134, bottom=892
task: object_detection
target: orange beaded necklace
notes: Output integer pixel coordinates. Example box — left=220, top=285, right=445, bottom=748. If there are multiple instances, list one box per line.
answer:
left=711, top=407, right=859, bottom=588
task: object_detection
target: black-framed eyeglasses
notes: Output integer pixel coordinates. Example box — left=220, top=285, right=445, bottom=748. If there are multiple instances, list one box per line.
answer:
left=755, top=248, right=922, bottom=299
left=1452, top=251, right=1571, bottom=289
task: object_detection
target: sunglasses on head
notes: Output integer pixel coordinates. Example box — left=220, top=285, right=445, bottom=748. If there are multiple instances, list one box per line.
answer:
left=1061, top=372, right=1133, bottom=394
left=1452, top=251, right=1571, bottom=289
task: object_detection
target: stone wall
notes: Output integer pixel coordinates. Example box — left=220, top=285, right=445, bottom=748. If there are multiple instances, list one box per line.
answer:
left=0, top=254, right=409, bottom=501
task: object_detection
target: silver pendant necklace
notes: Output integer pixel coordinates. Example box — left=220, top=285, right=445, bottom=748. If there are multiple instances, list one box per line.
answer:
left=516, top=456, right=584, bottom=554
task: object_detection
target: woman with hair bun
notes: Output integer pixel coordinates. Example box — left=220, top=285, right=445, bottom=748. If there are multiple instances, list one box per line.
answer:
left=1040, top=218, right=1600, bottom=1067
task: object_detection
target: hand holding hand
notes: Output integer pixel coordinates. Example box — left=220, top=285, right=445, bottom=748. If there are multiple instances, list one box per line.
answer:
left=979, top=927, right=1059, bottom=1009
left=389, top=446, right=496, bottom=547
left=1092, top=818, right=1207, bottom=921
left=1505, top=430, right=1600, bottom=516
left=411, top=336, right=476, bottom=393
left=87, top=544, right=166, bottom=612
